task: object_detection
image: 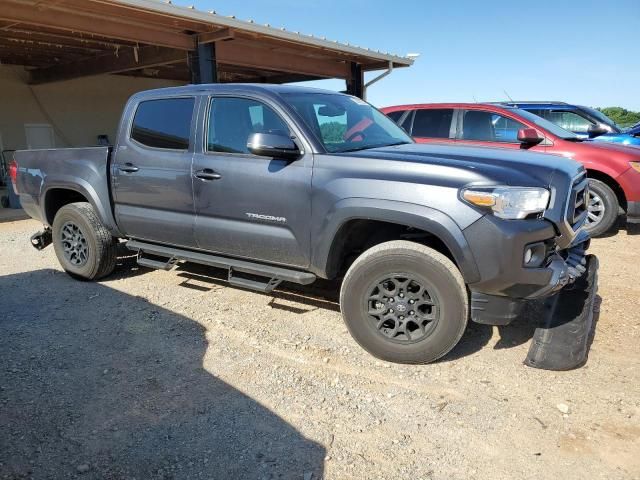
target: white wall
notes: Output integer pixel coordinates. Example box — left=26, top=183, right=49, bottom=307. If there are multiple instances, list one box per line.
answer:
left=0, top=65, right=181, bottom=151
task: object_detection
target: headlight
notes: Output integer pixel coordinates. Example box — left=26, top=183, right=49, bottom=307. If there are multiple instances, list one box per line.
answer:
left=462, top=186, right=550, bottom=219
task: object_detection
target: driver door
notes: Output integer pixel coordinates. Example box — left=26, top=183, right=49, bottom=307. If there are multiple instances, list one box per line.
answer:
left=191, top=96, right=312, bottom=268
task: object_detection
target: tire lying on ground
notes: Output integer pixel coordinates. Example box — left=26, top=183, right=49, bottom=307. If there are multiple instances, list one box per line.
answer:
left=52, top=202, right=117, bottom=280
left=340, top=240, right=468, bottom=364
left=585, top=178, right=619, bottom=237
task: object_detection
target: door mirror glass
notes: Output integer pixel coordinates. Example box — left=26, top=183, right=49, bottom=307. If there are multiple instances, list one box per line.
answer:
left=247, top=132, right=300, bottom=160
left=517, top=128, right=544, bottom=146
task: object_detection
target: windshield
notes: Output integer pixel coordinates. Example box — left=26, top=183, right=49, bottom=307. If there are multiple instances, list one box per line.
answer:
left=581, top=106, right=621, bottom=133
left=282, top=92, right=413, bottom=153
left=514, top=108, right=580, bottom=140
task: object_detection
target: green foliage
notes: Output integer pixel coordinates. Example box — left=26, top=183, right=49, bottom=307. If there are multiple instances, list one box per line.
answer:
left=596, top=107, right=640, bottom=128
left=320, top=122, right=347, bottom=143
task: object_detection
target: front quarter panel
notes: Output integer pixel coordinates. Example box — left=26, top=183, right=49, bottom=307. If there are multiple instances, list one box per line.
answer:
left=309, top=153, right=486, bottom=281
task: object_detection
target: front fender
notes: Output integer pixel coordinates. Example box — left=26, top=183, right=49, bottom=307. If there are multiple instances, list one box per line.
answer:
left=310, top=198, right=480, bottom=283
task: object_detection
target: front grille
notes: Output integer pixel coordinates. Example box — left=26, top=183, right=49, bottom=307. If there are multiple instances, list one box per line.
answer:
left=569, top=173, right=589, bottom=230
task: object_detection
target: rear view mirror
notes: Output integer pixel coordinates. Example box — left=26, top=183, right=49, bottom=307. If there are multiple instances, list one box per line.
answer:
left=317, top=104, right=346, bottom=117
left=587, top=123, right=609, bottom=139
left=247, top=132, right=301, bottom=160
left=517, top=128, right=544, bottom=146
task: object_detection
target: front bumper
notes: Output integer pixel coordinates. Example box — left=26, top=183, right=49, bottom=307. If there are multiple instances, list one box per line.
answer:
left=463, top=214, right=592, bottom=325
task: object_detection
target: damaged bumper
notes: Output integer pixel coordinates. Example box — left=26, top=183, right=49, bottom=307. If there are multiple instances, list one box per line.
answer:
left=470, top=230, right=593, bottom=326
left=525, top=254, right=599, bottom=370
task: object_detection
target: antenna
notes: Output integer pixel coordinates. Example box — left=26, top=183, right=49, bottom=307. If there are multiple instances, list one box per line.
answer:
left=503, top=89, right=514, bottom=102
left=472, top=94, right=478, bottom=103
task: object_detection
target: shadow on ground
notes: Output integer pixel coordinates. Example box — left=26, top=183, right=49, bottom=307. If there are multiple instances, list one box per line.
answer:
left=0, top=268, right=325, bottom=479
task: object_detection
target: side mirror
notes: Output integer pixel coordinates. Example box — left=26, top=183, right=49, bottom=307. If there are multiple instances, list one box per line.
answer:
left=247, top=132, right=301, bottom=160
left=587, top=123, right=609, bottom=139
left=517, top=128, right=544, bottom=146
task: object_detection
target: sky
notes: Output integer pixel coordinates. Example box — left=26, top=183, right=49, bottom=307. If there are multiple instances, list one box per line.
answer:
left=174, top=0, right=640, bottom=110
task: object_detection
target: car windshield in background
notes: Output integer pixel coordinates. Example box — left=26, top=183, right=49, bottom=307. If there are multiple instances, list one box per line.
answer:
left=514, top=108, right=580, bottom=140
left=582, top=106, right=621, bottom=132
left=282, top=93, right=413, bottom=153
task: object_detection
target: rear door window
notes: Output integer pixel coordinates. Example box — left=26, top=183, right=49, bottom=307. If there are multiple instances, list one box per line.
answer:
left=412, top=109, right=454, bottom=138
left=131, top=98, right=195, bottom=150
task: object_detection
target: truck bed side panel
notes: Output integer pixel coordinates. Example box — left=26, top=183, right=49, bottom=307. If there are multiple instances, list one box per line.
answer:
left=14, top=147, right=122, bottom=235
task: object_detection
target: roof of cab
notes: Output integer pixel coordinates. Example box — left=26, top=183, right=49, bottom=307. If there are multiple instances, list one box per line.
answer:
left=130, top=83, right=347, bottom=100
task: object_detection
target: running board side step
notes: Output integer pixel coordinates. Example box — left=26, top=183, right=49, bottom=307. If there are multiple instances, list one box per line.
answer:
left=126, top=240, right=316, bottom=292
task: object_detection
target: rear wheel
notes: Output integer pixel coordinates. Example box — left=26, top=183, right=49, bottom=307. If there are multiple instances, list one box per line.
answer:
left=339, top=240, right=468, bottom=364
left=585, top=179, right=618, bottom=237
left=52, top=202, right=117, bottom=280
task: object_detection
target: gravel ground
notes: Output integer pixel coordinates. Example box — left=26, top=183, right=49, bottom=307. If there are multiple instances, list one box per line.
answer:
left=0, top=217, right=639, bottom=480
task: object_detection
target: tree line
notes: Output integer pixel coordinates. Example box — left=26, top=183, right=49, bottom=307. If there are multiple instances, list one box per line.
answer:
left=597, top=107, right=640, bottom=128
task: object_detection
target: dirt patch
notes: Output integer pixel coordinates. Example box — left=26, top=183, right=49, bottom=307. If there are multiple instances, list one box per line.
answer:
left=1, top=218, right=638, bottom=479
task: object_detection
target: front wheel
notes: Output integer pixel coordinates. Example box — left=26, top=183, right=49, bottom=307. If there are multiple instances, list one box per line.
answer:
left=584, top=179, right=619, bottom=237
left=339, top=240, right=468, bottom=364
left=52, top=202, right=117, bottom=280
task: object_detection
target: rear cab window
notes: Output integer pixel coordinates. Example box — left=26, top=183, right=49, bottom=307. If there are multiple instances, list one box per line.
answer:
left=130, top=97, right=195, bottom=150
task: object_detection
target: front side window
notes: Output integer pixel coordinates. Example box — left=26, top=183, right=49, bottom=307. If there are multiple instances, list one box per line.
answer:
left=412, top=109, right=454, bottom=138
left=207, top=97, right=290, bottom=154
left=546, top=110, right=594, bottom=133
left=491, top=114, right=526, bottom=142
left=131, top=98, right=194, bottom=149
left=282, top=93, right=412, bottom=153
left=461, top=110, right=525, bottom=143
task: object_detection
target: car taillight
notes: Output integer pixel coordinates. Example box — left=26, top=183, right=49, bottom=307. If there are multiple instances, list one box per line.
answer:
left=8, top=160, right=18, bottom=194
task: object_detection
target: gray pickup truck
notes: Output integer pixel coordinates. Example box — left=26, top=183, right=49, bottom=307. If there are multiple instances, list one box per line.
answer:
left=11, top=84, right=597, bottom=366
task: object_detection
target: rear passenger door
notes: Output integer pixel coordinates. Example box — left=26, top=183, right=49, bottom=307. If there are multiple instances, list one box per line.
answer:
left=456, top=109, right=526, bottom=150
left=112, top=96, right=197, bottom=247
left=410, top=108, right=455, bottom=144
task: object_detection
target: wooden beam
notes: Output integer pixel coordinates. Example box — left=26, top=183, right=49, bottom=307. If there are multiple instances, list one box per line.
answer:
left=0, top=28, right=114, bottom=52
left=198, top=28, right=234, bottom=45
left=29, top=46, right=187, bottom=84
left=0, top=1, right=194, bottom=50
left=216, top=40, right=350, bottom=79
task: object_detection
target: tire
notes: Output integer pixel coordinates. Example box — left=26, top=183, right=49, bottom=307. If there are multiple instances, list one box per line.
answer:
left=585, top=179, right=619, bottom=237
left=52, top=202, right=117, bottom=280
left=339, top=240, right=468, bottom=364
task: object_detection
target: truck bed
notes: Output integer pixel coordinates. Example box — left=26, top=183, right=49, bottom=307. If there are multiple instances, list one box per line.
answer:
left=14, top=147, right=117, bottom=231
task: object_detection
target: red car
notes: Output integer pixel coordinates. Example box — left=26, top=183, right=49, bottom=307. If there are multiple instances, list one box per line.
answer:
left=382, top=103, right=640, bottom=236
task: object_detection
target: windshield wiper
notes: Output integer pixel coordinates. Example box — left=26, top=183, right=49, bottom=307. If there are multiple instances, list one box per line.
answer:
left=337, top=141, right=411, bottom=153
left=337, top=145, right=375, bottom=153
left=563, top=137, right=584, bottom=142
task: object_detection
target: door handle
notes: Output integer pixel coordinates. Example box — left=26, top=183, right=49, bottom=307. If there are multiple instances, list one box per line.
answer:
left=119, top=163, right=139, bottom=173
left=194, top=168, right=222, bottom=180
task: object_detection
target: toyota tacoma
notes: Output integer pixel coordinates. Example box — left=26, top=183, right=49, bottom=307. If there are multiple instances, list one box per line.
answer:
left=10, top=85, right=597, bottom=365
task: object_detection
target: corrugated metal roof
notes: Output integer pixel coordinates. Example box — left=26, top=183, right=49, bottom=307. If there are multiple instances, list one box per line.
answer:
left=112, top=0, right=415, bottom=67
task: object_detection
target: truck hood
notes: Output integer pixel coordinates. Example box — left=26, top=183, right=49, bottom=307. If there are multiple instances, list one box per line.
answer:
left=342, top=142, right=584, bottom=188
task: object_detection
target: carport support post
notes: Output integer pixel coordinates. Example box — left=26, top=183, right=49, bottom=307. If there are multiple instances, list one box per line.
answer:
left=346, top=62, right=364, bottom=99
left=189, top=41, right=218, bottom=84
